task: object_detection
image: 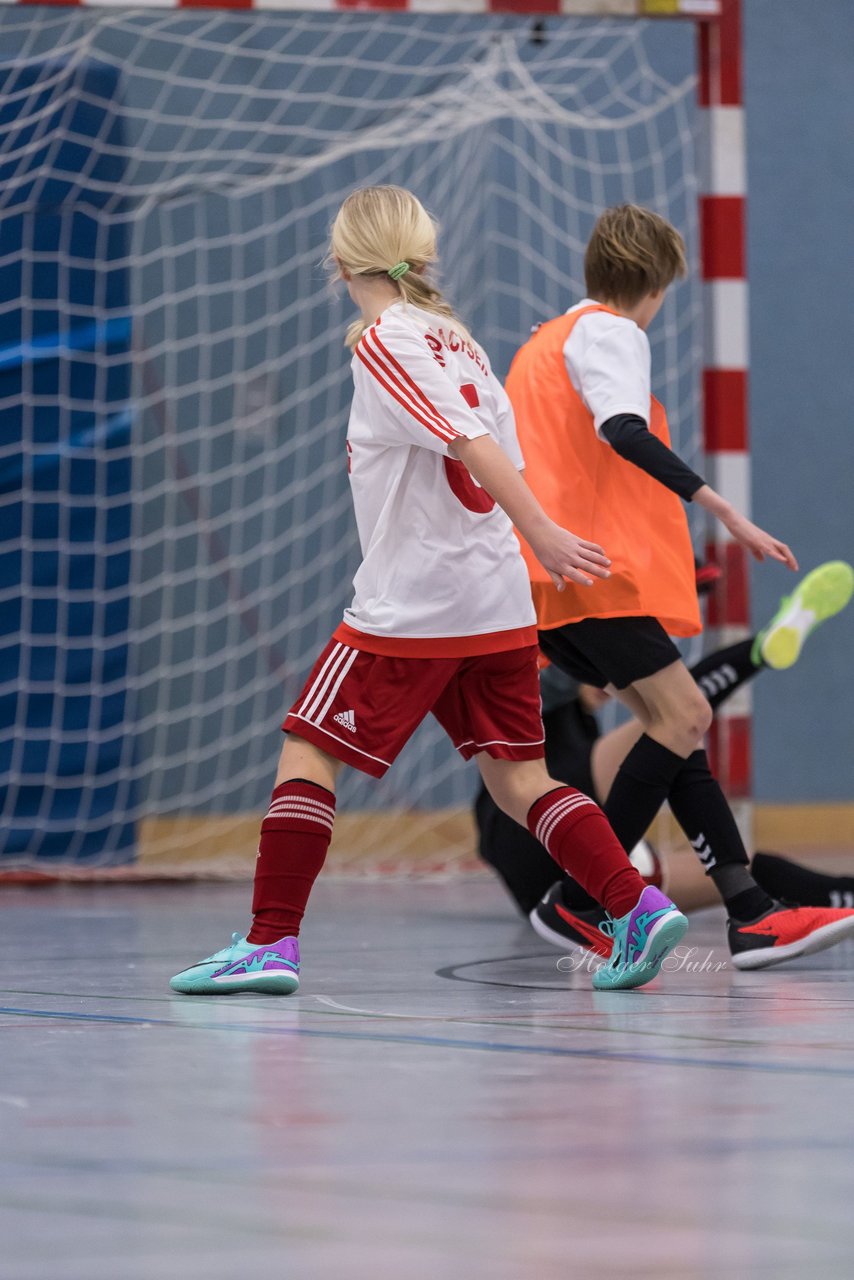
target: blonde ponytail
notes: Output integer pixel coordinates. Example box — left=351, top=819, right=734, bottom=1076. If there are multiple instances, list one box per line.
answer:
left=329, top=186, right=473, bottom=350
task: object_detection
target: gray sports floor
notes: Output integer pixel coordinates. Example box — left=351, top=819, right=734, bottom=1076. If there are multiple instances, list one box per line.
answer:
left=2, top=877, right=854, bottom=1279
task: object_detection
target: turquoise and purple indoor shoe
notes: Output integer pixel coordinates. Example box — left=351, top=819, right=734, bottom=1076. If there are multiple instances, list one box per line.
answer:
left=592, top=885, right=688, bottom=991
left=170, top=934, right=300, bottom=995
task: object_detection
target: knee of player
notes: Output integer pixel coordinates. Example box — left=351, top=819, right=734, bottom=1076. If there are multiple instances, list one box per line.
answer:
left=651, top=689, right=711, bottom=746
left=677, top=690, right=713, bottom=741
left=485, top=762, right=551, bottom=825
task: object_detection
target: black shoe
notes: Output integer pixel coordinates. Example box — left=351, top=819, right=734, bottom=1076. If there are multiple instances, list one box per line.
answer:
left=529, top=883, right=610, bottom=957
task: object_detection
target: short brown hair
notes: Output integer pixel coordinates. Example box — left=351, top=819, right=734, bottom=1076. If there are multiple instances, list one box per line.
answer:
left=584, top=204, right=687, bottom=308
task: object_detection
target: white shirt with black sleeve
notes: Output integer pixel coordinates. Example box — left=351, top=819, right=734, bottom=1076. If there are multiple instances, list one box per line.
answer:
left=562, top=299, right=651, bottom=435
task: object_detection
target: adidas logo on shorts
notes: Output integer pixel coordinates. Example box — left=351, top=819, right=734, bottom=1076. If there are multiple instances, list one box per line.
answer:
left=333, top=709, right=357, bottom=733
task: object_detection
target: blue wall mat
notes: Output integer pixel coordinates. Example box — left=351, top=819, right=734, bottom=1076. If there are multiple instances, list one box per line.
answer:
left=0, top=59, right=135, bottom=862
left=745, top=0, right=854, bottom=802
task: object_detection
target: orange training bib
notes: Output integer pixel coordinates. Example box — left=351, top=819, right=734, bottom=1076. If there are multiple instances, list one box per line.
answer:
left=506, top=305, right=701, bottom=638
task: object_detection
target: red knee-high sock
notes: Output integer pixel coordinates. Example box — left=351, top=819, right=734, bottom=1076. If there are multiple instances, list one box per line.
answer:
left=247, top=779, right=336, bottom=945
left=527, top=787, right=646, bottom=919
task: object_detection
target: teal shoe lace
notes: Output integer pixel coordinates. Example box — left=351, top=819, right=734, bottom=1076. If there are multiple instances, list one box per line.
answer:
left=596, top=915, right=628, bottom=972
left=206, top=932, right=247, bottom=964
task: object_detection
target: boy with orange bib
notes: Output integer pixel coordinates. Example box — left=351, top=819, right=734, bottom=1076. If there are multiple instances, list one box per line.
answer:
left=507, top=204, right=854, bottom=968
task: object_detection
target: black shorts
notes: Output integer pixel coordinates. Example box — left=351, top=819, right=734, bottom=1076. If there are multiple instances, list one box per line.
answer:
left=538, top=616, right=682, bottom=691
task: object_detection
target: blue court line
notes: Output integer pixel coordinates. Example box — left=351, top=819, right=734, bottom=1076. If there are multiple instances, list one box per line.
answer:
left=2, top=1004, right=853, bottom=1078
left=0, top=315, right=132, bottom=370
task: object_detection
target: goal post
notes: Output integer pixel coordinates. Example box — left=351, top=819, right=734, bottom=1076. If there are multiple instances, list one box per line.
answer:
left=0, top=0, right=750, bottom=878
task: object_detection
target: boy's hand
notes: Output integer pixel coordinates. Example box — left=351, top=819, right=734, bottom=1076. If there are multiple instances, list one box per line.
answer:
left=723, top=511, right=798, bottom=570
left=530, top=521, right=611, bottom=589
left=692, top=485, right=798, bottom=571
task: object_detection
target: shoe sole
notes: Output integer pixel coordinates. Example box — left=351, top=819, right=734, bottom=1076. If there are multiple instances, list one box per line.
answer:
left=169, top=961, right=246, bottom=994
left=212, top=972, right=300, bottom=994
left=592, top=912, right=689, bottom=991
left=760, top=624, right=801, bottom=670
left=529, top=908, right=609, bottom=957
left=731, top=914, right=854, bottom=970
left=170, top=971, right=300, bottom=995
left=761, top=562, right=854, bottom=670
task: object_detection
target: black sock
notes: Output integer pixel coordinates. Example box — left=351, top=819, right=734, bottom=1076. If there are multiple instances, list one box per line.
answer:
left=474, top=786, right=567, bottom=915
left=557, top=876, right=600, bottom=913
left=556, top=736, right=680, bottom=912
left=710, top=867, right=773, bottom=921
left=603, top=734, right=686, bottom=853
left=726, top=886, right=776, bottom=922
left=688, top=639, right=761, bottom=711
left=667, top=749, right=774, bottom=917
left=752, top=852, right=854, bottom=909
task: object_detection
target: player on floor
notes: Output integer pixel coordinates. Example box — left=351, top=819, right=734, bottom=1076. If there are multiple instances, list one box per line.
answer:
left=475, top=560, right=854, bottom=969
left=504, top=203, right=854, bottom=971
left=170, top=185, right=689, bottom=997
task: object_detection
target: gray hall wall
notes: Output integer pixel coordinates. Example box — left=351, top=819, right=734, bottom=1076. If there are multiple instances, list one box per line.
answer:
left=745, top=0, right=854, bottom=802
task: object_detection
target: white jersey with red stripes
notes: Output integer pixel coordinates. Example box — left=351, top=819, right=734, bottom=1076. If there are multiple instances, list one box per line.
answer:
left=342, top=301, right=536, bottom=653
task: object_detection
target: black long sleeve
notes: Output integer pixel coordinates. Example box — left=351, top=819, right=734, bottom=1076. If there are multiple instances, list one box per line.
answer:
left=600, top=413, right=705, bottom=501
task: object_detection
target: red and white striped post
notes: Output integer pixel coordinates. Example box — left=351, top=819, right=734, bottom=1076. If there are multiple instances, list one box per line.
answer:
left=697, top=0, right=752, bottom=821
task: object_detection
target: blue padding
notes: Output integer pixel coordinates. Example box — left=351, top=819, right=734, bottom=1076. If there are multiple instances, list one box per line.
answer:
left=0, top=315, right=132, bottom=371
left=0, top=58, right=135, bottom=865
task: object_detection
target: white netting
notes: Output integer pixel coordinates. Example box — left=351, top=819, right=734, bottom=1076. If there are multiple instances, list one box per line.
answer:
left=0, top=9, right=701, bottom=872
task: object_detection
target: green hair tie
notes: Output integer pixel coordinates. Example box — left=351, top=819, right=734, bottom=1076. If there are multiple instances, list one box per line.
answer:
left=388, top=261, right=410, bottom=281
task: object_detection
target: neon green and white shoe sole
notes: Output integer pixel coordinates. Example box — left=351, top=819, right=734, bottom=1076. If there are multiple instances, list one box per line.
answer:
left=753, top=560, right=854, bottom=670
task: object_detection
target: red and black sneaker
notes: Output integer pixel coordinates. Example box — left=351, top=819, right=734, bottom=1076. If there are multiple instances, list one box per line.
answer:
left=529, top=883, right=610, bottom=958
left=728, top=901, right=854, bottom=970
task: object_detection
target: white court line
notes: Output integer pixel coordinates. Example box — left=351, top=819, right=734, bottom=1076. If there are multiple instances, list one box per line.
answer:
left=313, top=995, right=434, bottom=1021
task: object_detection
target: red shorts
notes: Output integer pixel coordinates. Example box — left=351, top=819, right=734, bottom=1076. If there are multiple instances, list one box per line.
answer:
left=283, top=639, right=545, bottom=778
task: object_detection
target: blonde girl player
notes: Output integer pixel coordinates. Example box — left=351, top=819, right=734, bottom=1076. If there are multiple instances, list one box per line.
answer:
left=171, top=186, right=689, bottom=997
left=507, top=203, right=854, bottom=969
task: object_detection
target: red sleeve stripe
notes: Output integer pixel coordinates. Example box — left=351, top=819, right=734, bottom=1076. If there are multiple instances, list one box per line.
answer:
left=355, top=344, right=454, bottom=444
left=368, top=327, right=459, bottom=430
left=355, top=342, right=455, bottom=444
left=359, top=326, right=459, bottom=442
left=357, top=327, right=460, bottom=443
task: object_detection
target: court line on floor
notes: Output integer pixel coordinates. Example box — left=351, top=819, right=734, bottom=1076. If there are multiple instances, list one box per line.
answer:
left=437, top=951, right=854, bottom=998
left=2, top=984, right=854, bottom=1055
left=4, top=979, right=854, bottom=1009
left=311, top=994, right=854, bottom=1055
left=2, top=1003, right=853, bottom=1078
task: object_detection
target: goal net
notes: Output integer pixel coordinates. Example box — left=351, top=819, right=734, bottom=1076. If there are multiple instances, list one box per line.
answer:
left=0, top=8, right=702, bottom=876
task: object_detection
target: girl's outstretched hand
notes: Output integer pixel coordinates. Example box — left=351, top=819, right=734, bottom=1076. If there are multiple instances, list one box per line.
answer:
left=530, top=521, right=611, bottom=590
